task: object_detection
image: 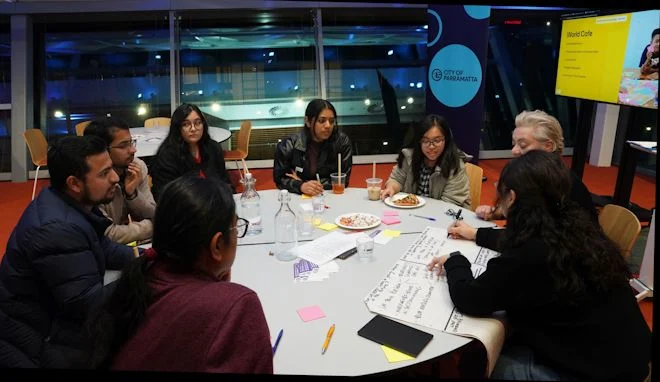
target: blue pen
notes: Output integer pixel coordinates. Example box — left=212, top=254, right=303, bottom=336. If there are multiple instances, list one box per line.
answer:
left=272, top=329, right=283, bottom=355
left=410, top=213, right=436, bottom=221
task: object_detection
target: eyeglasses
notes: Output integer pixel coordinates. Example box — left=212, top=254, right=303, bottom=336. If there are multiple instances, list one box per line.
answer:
left=181, top=119, right=204, bottom=131
left=109, top=138, right=137, bottom=150
left=231, top=217, right=249, bottom=238
left=421, top=138, right=445, bottom=147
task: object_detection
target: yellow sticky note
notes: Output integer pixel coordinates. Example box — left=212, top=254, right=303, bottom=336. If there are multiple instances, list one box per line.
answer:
left=127, top=241, right=137, bottom=247
left=381, top=345, right=414, bottom=362
left=318, top=223, right=337, bottom=231
left=301, top=194, right=312, bottom=199
left=382, top=229, right=401, bottom=238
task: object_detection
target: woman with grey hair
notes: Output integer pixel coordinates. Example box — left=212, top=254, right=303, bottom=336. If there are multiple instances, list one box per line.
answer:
left=475, top=110, right=597, bottom=221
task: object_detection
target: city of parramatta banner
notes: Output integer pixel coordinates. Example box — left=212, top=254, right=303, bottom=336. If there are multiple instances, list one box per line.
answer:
left=426, top=5, right=490, bottom=162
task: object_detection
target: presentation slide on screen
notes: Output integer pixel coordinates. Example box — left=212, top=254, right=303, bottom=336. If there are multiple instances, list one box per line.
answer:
left=555, top=10, right=659, bottom=109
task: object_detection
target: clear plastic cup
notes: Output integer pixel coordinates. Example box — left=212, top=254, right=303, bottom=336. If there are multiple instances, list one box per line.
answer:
left=298, top=204, right=314, bottom=236
left=331, top=173, right=346, bottom=194
left=312, top=194, right=324, bottom=226
left=356, top=235, right=374, bottom=262
left=366, top=178, right=382, bottom=201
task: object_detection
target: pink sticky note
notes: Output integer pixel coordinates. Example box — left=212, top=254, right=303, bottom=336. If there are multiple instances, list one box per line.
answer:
left=383, top=210, right=399, bottom=216
left=297, top=306, right=326, bottom=322
left=381, top=216, right=401, bottom=225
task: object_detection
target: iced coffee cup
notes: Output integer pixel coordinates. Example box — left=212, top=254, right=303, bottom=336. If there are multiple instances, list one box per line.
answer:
left=366, top=178, right=382, bottom=201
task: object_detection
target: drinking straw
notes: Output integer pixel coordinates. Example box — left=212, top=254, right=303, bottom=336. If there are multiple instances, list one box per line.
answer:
left=372, top=162, right=376, bottom=179
left=241, top=158, right=250, bottom=175
left=338, top=153, right=342, bottom=179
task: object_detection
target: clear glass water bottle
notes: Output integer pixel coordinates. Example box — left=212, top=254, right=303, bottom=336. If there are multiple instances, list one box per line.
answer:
left=274, top=189, right=298, bottom=261
left=240, top=173, right=262, bottom=235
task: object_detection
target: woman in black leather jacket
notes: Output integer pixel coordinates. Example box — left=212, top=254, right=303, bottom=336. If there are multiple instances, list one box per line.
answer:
left=273, top=99, right=352, bottom=195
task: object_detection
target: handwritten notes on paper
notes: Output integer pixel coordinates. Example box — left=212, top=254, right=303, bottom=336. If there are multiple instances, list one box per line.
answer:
left=364, top=260, right=454, bottom=329
left=364, top=226, right=506, bottom=375
left=400, top=227, right=448, bottom=264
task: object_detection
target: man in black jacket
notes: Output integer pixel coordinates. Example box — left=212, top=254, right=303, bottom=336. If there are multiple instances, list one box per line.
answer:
left=0, top=135, right=136, bottom=368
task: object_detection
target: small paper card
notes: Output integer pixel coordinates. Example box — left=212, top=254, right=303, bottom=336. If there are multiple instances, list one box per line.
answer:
left=318, top=223, right=338, bottom=231
left=302, top=194, right=312, bottom=199
left=383, top=210, right=399, bottom=216
left=381, top=216, right=401, bottom=225
left=297, top=305, right=326, bottom=322
left=381, top=345, right=415, bottom=362
left=382, top=229, right=401, bottom=238
left=300, top=203, right=313, bottom=212
left=374, top=231, right=393, bottom=245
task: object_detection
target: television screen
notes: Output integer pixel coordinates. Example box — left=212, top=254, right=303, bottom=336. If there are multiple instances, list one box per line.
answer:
left=555, top=10, right=659, bottom=109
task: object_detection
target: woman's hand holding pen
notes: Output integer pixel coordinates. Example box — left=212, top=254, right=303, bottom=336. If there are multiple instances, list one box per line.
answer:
left=447, top=220, right=477, bottom=241
left=300, top=180, right=324, bottom=196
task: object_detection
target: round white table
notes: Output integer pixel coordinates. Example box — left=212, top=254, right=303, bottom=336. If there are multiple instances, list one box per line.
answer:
left=105, top=188, right=498, bottom=376
left=130, top=126, right=231, bottom=158
left=236, top=187, right=494, bottom=247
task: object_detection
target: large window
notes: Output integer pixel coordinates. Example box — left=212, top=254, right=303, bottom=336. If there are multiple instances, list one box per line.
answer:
left=322, top=8, right=427, bottom=156
left=482, top=9, right=580, bottom=152
left=34, top=13, right=170, bottom=139
left=178, top=10, right=316, bottom=159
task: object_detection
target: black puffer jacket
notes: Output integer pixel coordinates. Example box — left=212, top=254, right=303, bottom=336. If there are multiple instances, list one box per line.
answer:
left=0, top=187, right=134, bottom=368
left=273, top=130, right=353, bottom=194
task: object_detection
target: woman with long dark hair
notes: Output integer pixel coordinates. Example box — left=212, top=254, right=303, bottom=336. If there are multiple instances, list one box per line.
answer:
left=429, top=150, right=651, bottom=381
left=380, top=114, right=470, bottom=208
left=87, top=176, right=273, bottom=373
left=273, top=98, right=353, bottom=195
left=151, top=103, right=234, bottom=200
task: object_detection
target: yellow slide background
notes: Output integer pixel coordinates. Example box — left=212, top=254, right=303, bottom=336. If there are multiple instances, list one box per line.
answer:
left=556, top=13, right=631, bottom=103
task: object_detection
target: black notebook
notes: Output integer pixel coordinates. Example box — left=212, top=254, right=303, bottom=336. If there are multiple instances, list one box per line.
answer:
left=357, top=315, right=433, bottom=357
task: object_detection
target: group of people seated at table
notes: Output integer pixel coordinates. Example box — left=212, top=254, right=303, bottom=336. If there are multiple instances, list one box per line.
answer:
left=0, top=99, right=650, bottom=380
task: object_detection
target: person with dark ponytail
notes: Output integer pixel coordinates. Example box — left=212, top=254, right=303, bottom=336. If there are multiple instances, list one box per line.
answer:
left=428, top=151, right=651, bottom=381
left=88, top=175, right=273, bottom=373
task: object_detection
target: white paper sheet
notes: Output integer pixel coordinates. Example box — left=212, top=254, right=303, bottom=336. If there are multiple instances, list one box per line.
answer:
left=292, top=231, right=366, bottom=266
left=364, top=226, right=507, bottom=376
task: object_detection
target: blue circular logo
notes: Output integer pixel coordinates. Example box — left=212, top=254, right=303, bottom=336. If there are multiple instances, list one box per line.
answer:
left=428, top=44, right=483, bottom=108
left=463, top=6, right=490, bottom=20
left=426, top=9, right=443, bottom=47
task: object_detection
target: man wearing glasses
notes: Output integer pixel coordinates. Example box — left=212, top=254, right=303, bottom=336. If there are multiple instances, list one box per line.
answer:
left=84, top=118, right=156, bottom=244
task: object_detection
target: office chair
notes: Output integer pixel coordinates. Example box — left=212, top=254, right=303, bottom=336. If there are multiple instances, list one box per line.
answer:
left=465, top=162, right=484, bottom=212
left=75, top=121, right=91, bottom=136
left=599, top=204, right=641, bottom=262
left=224, top=120, right=252, bottom=180
left=23, top=129, right=48, bottom=200
left=144, top=117, right=171, bottom=128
